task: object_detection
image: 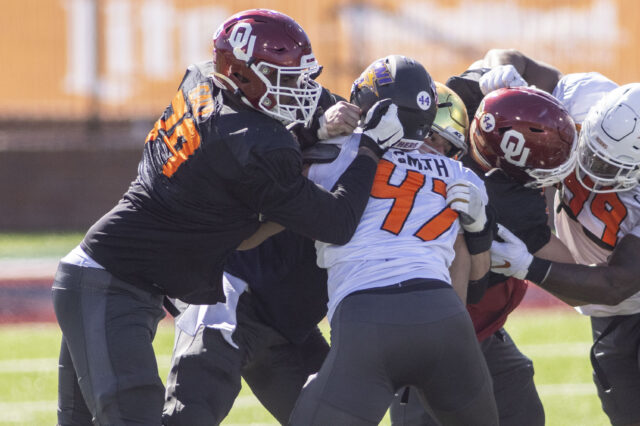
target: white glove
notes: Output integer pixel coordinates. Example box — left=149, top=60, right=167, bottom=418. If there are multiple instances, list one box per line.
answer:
left=446, top=179, right=487, bottom=233
left=490, top=224, right=533, bottom=279
left=360, top=99, right=404, bottom=153
left=479, top=64, right=528, bottom=95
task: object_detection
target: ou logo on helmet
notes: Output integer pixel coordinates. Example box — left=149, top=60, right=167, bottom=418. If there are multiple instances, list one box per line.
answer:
left=229, top=23, right=256, bottom=62
left=500, top=130, right=530, bottom=167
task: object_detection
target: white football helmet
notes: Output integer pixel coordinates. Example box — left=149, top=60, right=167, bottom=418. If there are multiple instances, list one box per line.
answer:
left=577, top=83, right=640, bottom=193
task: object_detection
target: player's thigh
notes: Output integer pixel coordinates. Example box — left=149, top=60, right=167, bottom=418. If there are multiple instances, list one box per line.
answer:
left=389, top=386, right=440, bottom=426
left=57, top=337, right=93, bottom=426
left=163, top=325, right=244, bottom=426
left=289, top=303, right=393, bottom=425
left=53, top=264, right=166, bottom=425
left=413, top=312, right=498, bottom=426
left=591, top=315, right=640, bottom=426
left=242, top=326, right=329, bottom=424
left=481, top=329, right=544, bottom=426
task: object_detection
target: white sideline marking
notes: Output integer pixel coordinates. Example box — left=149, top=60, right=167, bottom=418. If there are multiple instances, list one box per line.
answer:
left=0, top=342, right=592, bottom=374
left=537, top=383, right=596, bottom=396
left=0, top=355, right=172, bottom=373
left=0, top=396, right=263, bottom=423
left=518, top=342, right=591, bottom=357
left=0, top=257, right=59, bottom=280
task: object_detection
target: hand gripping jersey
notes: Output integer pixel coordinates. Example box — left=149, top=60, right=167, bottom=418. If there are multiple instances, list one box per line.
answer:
left=554, top=72, right=640, bottom=316
left=310, top=134, right=487, bottom=321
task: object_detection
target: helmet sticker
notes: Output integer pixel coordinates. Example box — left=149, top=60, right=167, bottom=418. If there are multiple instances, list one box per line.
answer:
left=416, top=91, right=432, bottom=110
left=353, top=60, right=394, bottom=96
left=229, top=23, right=256, bottom=61
left=480, top=113, right=496, bottom=132
left=500, top=130, right=530, bottom=166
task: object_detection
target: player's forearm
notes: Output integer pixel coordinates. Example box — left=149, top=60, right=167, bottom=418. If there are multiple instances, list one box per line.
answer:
left=482, top=48, right=562, bottom=93
left=536, top=262, right=640, bottom=306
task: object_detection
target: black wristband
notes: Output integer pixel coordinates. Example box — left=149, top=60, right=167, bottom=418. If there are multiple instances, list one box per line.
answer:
left=466, top=270, right=490, bottom=304
left=463, top=207, right=496, bottom=255
left=525, top=257, right=552, bottom=284
left=358, top=134, right=385, bottom=158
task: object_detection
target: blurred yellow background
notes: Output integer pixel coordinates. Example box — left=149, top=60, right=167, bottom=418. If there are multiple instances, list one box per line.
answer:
left=2, top=0, right=639, bottom=230
left=3, top=0, right=639, bottom=120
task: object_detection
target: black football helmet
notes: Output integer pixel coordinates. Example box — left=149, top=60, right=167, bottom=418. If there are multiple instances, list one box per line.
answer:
left=350, top=55, right=437, bottom=151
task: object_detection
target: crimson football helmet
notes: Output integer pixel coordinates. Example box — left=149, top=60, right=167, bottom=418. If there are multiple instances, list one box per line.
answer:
left=470, top=87, right=578, bottom=188
left=212, top=9, right=322, bottom=125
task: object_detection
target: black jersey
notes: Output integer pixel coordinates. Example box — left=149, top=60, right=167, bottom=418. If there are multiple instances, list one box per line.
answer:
left=225, top=230, right=327, bottom=344
left=81, top=61, right=376, bottom=304
left=449, top=70, right=551, bottom=286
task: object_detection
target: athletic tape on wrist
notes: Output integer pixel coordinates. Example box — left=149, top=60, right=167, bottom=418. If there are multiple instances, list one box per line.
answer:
left=463, top=207, right=495, bottom=255
left=525, top=257, right=552, bottom=284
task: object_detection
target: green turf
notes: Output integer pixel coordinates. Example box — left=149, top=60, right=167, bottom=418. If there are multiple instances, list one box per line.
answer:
left=0, top=308, right=610, bottom=425
left=0, top=232, right=84, bottom=258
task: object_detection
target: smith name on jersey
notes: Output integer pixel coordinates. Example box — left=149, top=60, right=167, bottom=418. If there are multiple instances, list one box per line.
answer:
left=309, top=134, right=487, bottom=321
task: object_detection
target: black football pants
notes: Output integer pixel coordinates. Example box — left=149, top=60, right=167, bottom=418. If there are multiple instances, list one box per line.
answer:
left=389, top=328, right=544, bottom=426
left=289, top=281, right=499, bottom=426
left=53, top=263, right=166, bottom=426
left=162, top=292, right=330, bottom=425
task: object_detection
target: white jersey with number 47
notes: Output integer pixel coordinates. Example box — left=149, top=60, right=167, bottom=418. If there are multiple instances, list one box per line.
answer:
left=553, top=72, right=640, bottom=317
left=308, top=133, right=486, bottom=321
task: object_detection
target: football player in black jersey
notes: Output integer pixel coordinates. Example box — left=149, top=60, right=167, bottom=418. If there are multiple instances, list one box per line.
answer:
left=51, top=9, right=405, bottom=425
left=161, top=100, right=360, bottom=426
left=390, top=74, right=579, bottom=426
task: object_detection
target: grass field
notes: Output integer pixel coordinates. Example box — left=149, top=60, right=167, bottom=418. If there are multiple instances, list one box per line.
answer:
left=0, top=233, right=610, bottom=425
left=0, top=309, right=608, bottom=426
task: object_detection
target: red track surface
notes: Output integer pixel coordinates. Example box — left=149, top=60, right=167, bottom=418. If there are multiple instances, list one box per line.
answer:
left=0, top=277, right=567, bottom=323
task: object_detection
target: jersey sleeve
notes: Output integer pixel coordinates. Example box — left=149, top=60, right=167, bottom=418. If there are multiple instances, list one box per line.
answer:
left=234, top=145, right=378, bottom=245
left=489, top=173, right=551, bottom=252
left=552, top=72, right=618, bottom=123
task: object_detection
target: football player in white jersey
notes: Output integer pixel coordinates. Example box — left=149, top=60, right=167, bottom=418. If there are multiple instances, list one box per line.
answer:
left=477, top=49, right=640, bottom=426
left=289, top=55, right=499, bottom=426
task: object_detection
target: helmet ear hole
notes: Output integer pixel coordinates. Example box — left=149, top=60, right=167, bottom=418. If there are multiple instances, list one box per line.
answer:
left=232, top=72, right=250, bottom=84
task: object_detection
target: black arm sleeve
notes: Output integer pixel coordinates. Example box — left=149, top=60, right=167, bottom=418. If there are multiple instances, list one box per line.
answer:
left=237, top=148, right=378, bottom=245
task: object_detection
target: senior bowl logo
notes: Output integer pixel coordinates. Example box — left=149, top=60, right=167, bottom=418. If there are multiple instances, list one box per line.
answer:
left=353, top=60, right=394, bottom=96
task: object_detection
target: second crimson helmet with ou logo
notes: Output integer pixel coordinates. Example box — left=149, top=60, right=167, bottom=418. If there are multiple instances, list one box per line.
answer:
left=212, top=9, right=322, bottom=126
left=469, top=86, right=578, bottom=188
left=350, top=55, right=437, bottom=151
